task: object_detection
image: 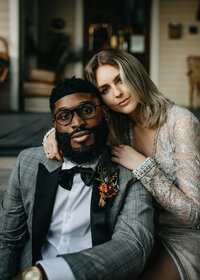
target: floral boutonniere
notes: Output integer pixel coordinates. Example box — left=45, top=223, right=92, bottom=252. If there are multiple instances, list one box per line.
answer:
left=95, top=166, right=119, bottom=207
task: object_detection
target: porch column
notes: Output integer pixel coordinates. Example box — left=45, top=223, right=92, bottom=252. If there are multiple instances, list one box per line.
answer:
left=150, top=0, right=160, bottom=87
left=9, top=0, right=20, bottom=111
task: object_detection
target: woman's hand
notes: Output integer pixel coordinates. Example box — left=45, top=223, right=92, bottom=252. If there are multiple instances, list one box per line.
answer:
left=44, top=129, right=63, bottom=162
left=111, top=145, right=146, bottom=170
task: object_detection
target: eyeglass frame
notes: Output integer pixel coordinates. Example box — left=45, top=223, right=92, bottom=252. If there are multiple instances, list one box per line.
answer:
left=53, top=101, right=102, bottom=126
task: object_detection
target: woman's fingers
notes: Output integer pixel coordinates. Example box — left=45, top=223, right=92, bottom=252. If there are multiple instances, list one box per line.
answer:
left=111, top=145, right=124, bottom=157
left=111, top=156, right=120, bottom=164
left=55, top=149, right=64, bottom=162
left=111, top=145, right=147, bottom=170
left=44, top=130, right=64, bottom=162
left=44, top=142, right=63, bottom=162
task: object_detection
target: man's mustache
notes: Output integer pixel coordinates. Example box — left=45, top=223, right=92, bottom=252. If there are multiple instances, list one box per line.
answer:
left=69, top=126, right=98, bottom=138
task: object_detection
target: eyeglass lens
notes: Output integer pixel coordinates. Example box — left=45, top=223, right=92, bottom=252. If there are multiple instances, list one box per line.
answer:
left=55, top=103, right=96, bottom=125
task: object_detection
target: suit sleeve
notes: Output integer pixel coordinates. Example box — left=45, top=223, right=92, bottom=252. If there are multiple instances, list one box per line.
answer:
left=61, top=178, right=154, bottom=280
left=0, top=153, right=28, bottom=279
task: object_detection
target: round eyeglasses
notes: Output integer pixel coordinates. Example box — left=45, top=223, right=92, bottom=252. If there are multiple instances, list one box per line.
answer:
left=54, top=102, right=102, bottom=126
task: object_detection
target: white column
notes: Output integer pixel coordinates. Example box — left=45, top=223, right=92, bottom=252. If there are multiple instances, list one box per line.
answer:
left=150, top=0, right=160, bottom=87
left=74, top=0, right=84, bottom=78
left=9, top=0, right=20, bottom=110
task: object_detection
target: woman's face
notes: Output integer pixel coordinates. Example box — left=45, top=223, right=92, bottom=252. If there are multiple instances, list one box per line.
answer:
left=95, top=64, right=138, bottom=116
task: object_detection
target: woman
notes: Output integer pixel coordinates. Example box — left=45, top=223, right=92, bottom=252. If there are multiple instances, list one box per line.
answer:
left=44, top=49, right=200, bottom=280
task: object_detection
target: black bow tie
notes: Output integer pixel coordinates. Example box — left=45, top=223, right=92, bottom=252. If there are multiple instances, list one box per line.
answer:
left=58, top=166, right=94, bottom=190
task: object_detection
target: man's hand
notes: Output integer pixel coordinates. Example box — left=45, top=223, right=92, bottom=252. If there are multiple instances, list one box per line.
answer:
left=12, top=273, right=22, bottom=280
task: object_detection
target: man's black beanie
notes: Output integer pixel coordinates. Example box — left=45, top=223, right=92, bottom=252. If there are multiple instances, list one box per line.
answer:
left=49, top=76, right=100, bottom=112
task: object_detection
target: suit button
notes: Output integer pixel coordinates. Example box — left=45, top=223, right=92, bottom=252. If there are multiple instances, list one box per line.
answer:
left=63, top=237, right=68, bottom=243
left=65, top=214, right=70, bottom=220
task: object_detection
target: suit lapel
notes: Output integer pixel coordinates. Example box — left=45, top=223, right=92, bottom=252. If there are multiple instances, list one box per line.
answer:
left=31, top=148, right=118, bottom=258
left=32, top=163, right=61, bottom=264
left=90, top=148, right=117, bottom=246
left=90, top=171, right=111, bottom=246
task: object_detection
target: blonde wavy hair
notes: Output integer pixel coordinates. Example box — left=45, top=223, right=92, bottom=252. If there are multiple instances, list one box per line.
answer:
left=85, top=49, right=172, bottom=146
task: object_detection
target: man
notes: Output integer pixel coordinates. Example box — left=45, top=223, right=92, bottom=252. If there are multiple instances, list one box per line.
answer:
left=0, top=77, right=154, bottom=280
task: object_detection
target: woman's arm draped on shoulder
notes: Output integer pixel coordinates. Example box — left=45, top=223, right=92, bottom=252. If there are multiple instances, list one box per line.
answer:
left=140, top=111, right=200, bottom=226
left=43, top=128, right=63, bottom=162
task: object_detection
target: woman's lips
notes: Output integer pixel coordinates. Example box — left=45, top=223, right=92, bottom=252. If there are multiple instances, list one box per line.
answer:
left=71, top=131, right=91, bottom=143
left=118, top=96, right=130, bottom=107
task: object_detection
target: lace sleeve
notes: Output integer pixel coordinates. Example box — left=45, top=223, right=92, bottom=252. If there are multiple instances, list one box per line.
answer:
left=42, top=127, right=55, bottom=146
left=139, top=111, right=200, bottom=226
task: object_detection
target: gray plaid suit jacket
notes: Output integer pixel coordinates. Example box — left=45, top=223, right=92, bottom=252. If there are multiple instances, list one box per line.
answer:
left=0, top=146, right=154, bottom=280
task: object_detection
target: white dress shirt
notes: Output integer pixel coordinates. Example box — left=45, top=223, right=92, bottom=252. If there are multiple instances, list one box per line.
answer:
left=38, top=158, right=98, bottom=280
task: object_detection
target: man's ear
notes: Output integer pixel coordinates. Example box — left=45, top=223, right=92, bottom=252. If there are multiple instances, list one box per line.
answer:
left=101, top=105, right=110, bottom=121
left=52, top=118, right=56, bottom=128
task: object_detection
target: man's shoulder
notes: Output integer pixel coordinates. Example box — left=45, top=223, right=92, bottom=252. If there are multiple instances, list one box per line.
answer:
left=19, top=146, right=45, bottom=161
left=115, top=162, right=132, bottom=175
left=18, top=146, right=62, bottom=172
left=102, top=147, right=134, bottom=183
left=109, top=160, right=135, bottom=186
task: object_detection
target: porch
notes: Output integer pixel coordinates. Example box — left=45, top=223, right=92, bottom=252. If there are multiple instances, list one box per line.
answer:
left=0, top=107, right=200, bottom=202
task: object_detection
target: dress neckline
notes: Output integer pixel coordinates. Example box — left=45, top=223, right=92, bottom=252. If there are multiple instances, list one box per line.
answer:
left=129, top=123, right=160, bottom=158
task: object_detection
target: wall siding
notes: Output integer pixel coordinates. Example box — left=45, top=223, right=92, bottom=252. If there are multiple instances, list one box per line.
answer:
left=159, top=0, right=200, bottom=106
left=0, top=0, right=9, bottom=39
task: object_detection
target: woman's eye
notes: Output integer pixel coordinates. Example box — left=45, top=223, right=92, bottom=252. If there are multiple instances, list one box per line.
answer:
left=117, top=77, right=122, bottom=83
left=101, top=87, right=109, bottom=94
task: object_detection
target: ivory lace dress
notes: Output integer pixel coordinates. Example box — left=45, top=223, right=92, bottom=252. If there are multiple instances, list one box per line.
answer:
left=132, top=104, right=200, bottom=280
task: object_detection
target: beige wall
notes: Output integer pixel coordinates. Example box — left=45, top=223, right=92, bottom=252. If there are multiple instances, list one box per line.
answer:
left=0, top=0, right=10, bottom=110
left=0, top=0, right=9, bottom=39
left=159, top=0, right=200, bottom=106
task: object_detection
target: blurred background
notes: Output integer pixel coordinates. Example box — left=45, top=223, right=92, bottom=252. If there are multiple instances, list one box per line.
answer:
left=0, top=0, right=200, bottom=198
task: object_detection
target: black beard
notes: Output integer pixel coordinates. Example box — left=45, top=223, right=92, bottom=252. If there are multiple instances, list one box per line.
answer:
left=56, top=119, right=109, bottom=165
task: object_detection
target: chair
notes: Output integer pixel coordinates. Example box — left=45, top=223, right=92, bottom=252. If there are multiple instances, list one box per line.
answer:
left=0, top=37, right=9, bottom=84
left=187, top=56, right=200, bottom=108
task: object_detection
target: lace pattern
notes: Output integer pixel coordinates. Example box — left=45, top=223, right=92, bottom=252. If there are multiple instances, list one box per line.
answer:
left=138, top=105, right=200, bottom=227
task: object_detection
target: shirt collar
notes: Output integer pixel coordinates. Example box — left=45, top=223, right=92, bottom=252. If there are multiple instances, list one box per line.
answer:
left=62, top=157, right=99, bottom=171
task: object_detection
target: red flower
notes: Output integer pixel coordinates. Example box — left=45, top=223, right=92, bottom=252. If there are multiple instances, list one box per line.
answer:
left=96, top=167, right=119, bottom=207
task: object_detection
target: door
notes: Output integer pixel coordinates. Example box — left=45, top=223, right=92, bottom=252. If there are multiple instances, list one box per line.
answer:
left=84, top=0, right=151, bottom=72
